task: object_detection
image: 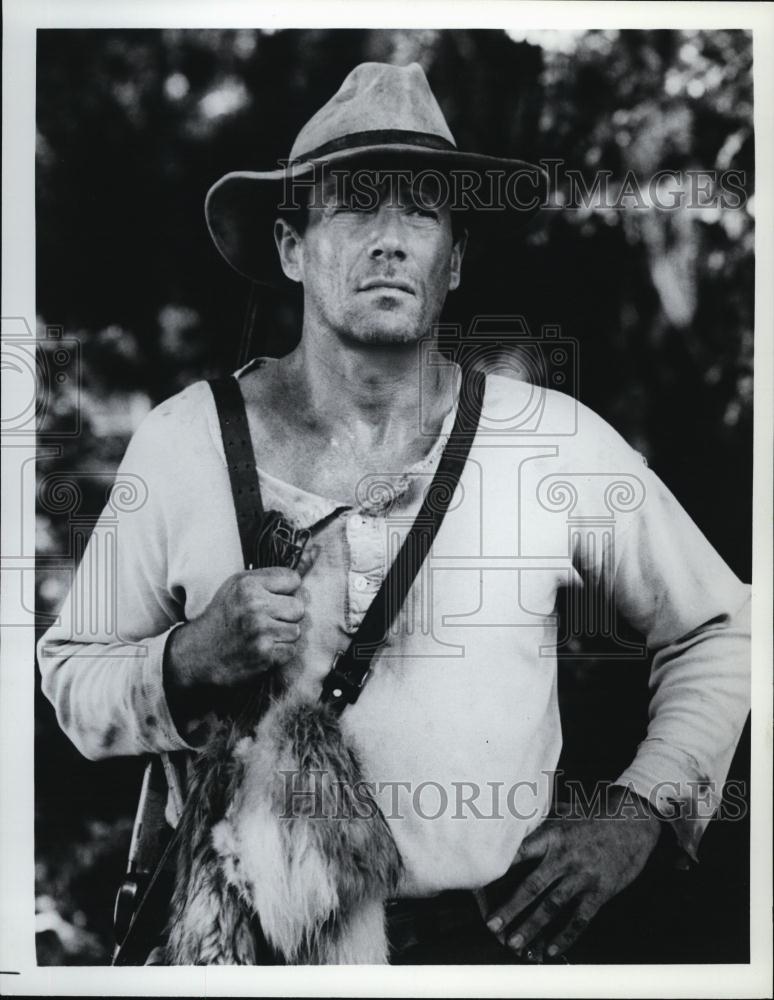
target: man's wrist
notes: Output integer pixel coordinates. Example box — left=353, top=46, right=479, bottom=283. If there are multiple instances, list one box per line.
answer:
left=608, top=783, right=663, bottom=832
left=164, top=619, right=201, bottom=691
left=162, top=621, right=211, bottom=733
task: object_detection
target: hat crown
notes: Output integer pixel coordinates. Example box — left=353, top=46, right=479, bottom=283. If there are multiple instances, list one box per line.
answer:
left=289, top=62, right=456, bottom=162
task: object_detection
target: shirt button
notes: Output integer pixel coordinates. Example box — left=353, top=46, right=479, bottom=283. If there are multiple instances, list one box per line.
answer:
left=353, top=575, right=368, bottom=592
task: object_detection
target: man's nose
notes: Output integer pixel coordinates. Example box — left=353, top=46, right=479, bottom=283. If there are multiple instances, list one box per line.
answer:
left=367, top=208, right=407, bottom=261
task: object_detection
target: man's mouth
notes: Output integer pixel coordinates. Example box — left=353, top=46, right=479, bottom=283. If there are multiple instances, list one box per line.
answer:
left=358, top=278, right=416, bottom=295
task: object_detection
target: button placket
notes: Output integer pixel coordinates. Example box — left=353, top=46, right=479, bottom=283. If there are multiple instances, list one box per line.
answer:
left=345, top=508, right=389, bottom=632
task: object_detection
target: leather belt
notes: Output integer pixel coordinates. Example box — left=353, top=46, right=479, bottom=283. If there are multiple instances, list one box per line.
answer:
left=385, top=890, right=484, bottom=954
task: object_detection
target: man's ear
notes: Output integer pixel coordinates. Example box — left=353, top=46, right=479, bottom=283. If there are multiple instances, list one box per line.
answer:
left=274, top=217, right=303, bottom=284
left=448, top=228, right=468, bottom=292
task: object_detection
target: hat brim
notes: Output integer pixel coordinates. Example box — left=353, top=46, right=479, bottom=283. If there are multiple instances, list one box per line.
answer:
left=205, top=145, right=549, bottom=287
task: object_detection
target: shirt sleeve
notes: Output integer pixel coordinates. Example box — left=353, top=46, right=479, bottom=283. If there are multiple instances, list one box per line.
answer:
left=604, top=461, right=751, bottom=860
left=37, top=407, right=201, bottom=760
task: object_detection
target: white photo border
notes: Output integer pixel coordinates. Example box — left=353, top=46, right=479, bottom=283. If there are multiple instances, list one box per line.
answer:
left=2, top=1, right=772, bottom=996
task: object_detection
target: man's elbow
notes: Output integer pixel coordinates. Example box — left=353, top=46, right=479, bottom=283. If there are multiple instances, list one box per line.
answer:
left=45, top=689, right=113, bottom=761
left=37, top=645, right=124, bottom=762
left=57, top=711, right=131, bottom=762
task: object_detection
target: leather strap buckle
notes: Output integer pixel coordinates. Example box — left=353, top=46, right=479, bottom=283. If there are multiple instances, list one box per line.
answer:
left=320, top=650, right=372, bottom=711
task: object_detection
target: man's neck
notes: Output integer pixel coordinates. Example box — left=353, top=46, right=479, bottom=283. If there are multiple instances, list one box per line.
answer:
left=281, top=332, right=457, bottom=447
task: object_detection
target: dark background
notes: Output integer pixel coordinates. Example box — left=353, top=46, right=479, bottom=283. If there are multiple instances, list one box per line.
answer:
left=34, top=28, right=753, bottom=964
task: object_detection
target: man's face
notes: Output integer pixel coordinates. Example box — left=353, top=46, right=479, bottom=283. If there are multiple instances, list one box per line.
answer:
left=275, top=168, right=466, bottom=346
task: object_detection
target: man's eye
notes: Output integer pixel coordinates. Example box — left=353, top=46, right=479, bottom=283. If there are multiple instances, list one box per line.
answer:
left=408, top=206, right=439, bottom=220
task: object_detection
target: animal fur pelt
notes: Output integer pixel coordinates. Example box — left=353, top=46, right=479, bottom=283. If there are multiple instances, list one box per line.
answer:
left=165, top=684, right=403, bottom=965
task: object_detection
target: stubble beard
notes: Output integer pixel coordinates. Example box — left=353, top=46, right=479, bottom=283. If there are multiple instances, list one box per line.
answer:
left=337, top=299, right=439, bottom=348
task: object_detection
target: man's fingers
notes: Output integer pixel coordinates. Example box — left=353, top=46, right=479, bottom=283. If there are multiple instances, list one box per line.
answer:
left=484, top=827, right=554, bottom=933
left=240, top=594, right=305, bottom=632
left=251, top=566, right=303, bottom=594
left=502, top=878, right=584, bottom=954
left=485, top=866, right=553, bottom=937
left=542, top=897, right=600, bottom=960
left=267, top=594, right=306, bottom=623
left=269, top=620, right=303, bottom=643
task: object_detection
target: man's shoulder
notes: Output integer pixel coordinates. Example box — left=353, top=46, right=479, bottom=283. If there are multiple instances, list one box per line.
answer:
left=481, top=372, right=626, bottom=438
left=481, top=373, right=647, bottom=469
left=121, top=378, right=215, bottom=467
left=149, top=378, right=213, bottom=423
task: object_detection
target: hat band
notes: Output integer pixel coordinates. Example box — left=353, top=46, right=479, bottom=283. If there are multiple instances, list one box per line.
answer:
left=291, top=129, right=457, bottom=165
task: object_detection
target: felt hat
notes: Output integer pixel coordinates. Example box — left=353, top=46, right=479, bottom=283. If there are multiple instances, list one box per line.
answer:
left=205, top=61, right=548, bottom=286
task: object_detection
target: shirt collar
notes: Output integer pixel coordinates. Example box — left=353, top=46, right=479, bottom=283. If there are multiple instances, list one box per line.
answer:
left=209, top=356, right=460, bottom=531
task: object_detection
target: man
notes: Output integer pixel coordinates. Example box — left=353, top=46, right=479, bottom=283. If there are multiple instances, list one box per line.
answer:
left=38, top=62, right=750, bottom=964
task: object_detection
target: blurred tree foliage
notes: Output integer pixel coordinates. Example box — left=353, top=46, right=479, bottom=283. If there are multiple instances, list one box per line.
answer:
left=35, top=28, right=753, bottom=963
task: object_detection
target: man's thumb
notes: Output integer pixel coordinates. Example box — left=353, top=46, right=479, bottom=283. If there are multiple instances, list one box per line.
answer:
left=296, top=542, right=318, bottom=578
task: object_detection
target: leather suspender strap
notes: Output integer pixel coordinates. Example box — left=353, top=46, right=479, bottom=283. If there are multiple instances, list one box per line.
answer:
left=321, top=367, right=486, bottom=714
left=208, top=375, right=265, bottom=568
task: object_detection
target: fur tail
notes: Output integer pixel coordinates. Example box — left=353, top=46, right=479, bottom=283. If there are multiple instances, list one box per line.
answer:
left=167, top=690, right=402, bottom=965
left=214, top=694, right=403, bottom=963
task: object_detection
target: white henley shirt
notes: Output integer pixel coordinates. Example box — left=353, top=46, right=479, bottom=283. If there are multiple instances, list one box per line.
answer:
left=37, top=363, right=751, bottom=895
